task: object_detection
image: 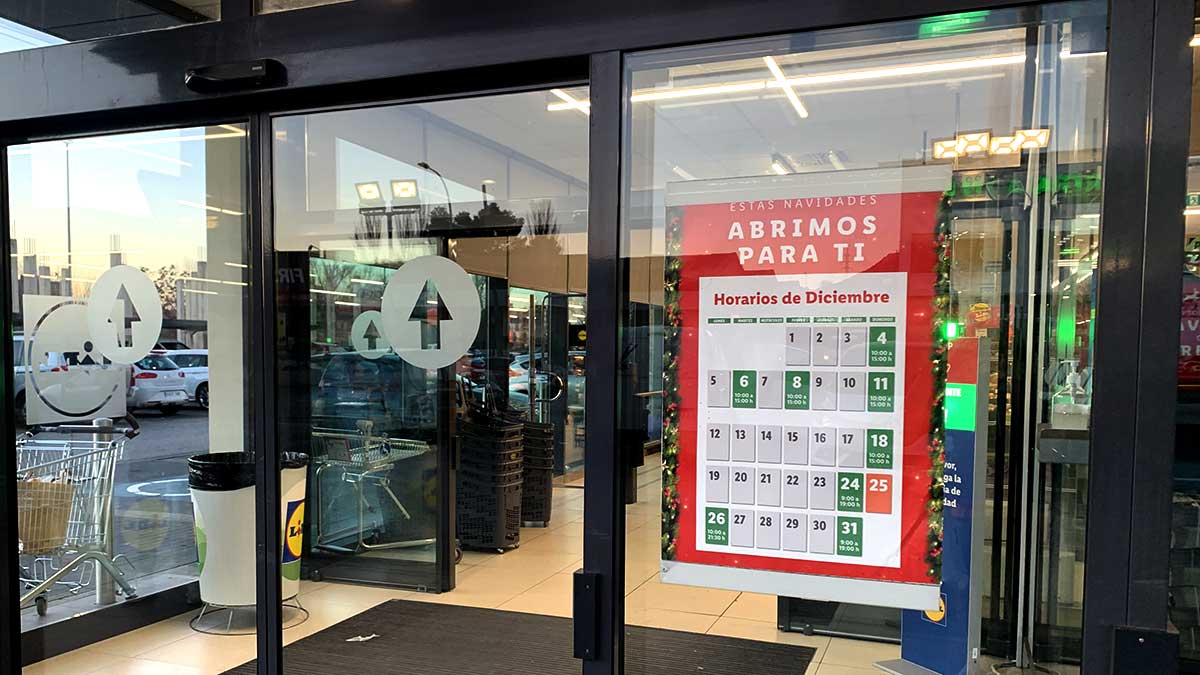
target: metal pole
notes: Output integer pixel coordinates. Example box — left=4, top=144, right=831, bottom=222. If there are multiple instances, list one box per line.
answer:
left=93, top=417, right=115, bottom=605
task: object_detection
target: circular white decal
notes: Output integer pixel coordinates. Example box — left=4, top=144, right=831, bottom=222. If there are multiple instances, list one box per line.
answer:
left=86, top=265, right=164, bottom=365
left=350, top=310, right=390, bottom=360
left=381, top=256, right=480, bottom=370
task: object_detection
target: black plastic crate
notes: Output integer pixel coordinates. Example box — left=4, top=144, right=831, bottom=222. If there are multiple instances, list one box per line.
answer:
left=459, top=465, right=524, bottom=486
left=522, top=467, right=554, bottom=525
left=457, top=480, right=522, bottom=549
left=523, top=456, right=556, bottom=471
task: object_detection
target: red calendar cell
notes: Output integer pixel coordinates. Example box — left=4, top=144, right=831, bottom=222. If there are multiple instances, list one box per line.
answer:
left=865, top=473, right=893, bottom=514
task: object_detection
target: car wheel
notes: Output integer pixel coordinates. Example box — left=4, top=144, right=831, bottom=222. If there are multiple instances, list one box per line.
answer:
left=160, top=405, right=180, bottom=416
left=196, top=383, right=209, bottom=410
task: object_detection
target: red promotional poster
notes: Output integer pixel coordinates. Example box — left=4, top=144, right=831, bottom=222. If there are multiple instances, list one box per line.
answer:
left=1181, top=273, right=1200, bottom=388
left=659, top=166, right=951, bottom=609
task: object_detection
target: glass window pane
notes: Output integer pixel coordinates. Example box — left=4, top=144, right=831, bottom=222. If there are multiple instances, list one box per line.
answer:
left=0, top=2, right=218, bottom=55
left=7, top=124, right=253, bottom=669
left=620, top=3, right=1104, bottom=673
left=1174, top=13, right=1200, bottom=671
left=271, top=86, right=588, bottom=668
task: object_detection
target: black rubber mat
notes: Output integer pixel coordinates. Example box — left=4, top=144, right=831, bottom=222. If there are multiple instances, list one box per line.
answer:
left=224, top=599, right=815, bottom=674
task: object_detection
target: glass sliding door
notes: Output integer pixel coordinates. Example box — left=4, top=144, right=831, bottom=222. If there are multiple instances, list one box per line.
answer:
left=266, top=86, right=590, bottom=672
left=616, top=2, right=1105, bottom=673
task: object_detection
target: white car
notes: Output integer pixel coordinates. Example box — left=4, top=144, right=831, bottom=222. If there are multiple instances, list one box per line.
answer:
left=127, top=354, right=189, bottom=415
left=160, top=349, right=209, bottom=409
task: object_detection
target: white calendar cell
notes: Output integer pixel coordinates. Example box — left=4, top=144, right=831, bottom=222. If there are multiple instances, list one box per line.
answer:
left=838, top=371, right=866, bottom=412
left=730, top=509, right=754, bottom=548
left=810, top=471, right=836, bottom=510
left=731, top=424, right=755, bottom=462
left=756, top=511, right=781, bottom=550
left=782, top=470, right=808, bottom=508
left=706, top=465, right=729, bottom=503
left=707, top=370, right=731, bottom=408
left=837, top=428, right=866, bottom=468
left=758, top=371, right=783, bottom=409
left=756, top=468, right=781, bottom=506
left=786, top=327, right=811, bottom=366
left=810, top=428, right=836, bottom=466
left=782, top=513, right=807, bottom=552
left=783, top=426, right=809, bottom=464
left=811, top=371, right=837, bottom=410
left=812, top=325, right=839, bottom=366
left=706, top=423, right=730, bottom=460
left=839, top=326, right=867, bottom=367
left=731, top=467, right=755, bottom=504
left=756, top=425, right=782, bottom=463
left=809, top=515, right=836, bottom=554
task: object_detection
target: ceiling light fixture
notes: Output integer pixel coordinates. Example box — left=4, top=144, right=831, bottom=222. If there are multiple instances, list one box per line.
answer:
left=762, top=56, right=809, bottom=119
left=355, top=182, right=383, bottom=202
left=549, top=88, right=590, bottom=116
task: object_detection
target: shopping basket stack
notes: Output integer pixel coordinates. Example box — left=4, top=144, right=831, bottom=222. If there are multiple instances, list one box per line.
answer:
left=456, top=409, right=524, bottom=550
left=521, top=421, right=555, bottom=526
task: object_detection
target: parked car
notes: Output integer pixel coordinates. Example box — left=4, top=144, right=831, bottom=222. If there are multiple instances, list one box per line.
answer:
left=127, top=354, right=189, bottom=415
left=154, top=340, right=190, bottom=351
left=159, top=349, right=209, bottom=408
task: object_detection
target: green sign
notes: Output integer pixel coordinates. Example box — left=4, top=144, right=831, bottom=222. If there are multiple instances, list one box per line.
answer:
left=944, top=383, right=978, bottom=431
left=1188, top=193, right=1200, bottom=208
left=917, top=10, right=990, bottom=38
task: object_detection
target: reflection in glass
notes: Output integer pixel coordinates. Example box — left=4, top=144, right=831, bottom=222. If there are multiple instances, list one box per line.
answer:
left=7, top=124, right=251, bottom=667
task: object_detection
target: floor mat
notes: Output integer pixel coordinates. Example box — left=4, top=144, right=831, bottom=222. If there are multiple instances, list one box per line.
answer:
left=223, top=599, right=816, bottom=674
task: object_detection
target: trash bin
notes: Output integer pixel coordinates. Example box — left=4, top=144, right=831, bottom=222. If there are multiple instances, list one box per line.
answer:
left=188, top=452, right=309, bottom=607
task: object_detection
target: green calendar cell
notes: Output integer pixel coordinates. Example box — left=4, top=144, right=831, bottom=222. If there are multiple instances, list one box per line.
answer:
left=837, top=472, right=864, bottom=512
left=868, top=372, right=895, bottom=412
left=866, top=429, right=894, bottom=469
left=868, top=326, right=896, bottom=367
left=837, top=517, right=864, bottom=557
left=732, top=370, right=757, bottom=408
left=784, top=371, right=810, bottom=410
left=705, top=508, right=729, bottom=545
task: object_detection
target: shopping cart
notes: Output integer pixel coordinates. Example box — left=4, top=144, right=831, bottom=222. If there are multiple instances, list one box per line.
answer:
left=310, top=420, right=435, bottom=553
left=17, top=418, right=140, bottom=616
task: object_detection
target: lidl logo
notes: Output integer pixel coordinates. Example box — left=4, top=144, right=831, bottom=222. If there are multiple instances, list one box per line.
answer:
left=283, top=500, right=305, bottom=563
left=923, top=594, right=947, bottom=626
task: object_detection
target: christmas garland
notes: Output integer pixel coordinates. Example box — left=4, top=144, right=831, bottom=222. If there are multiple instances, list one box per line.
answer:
left=662, top=211, right=683, bottom=561
left=925, top=193, right=953, bottom=582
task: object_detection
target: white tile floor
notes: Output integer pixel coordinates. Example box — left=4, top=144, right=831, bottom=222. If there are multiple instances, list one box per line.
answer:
left=24, top=478, right=895, bottom=674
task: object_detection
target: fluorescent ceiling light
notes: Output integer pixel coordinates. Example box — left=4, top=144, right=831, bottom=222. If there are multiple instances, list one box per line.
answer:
left=549, top=88, right=590, bottom=115
left=1191, top=35, right=1200, bottom=47
left=551, top=53, right=1025, bottom=110
left=223, top=262, right=248, bottom=269
left=770, top=161, right=789, bottom=176
left=311, top=288, right=356, bottom=298
left=763, top=56, right=809, bottom=119
left=352, top=278, right=385, bottom=286
left=1186, top=207, right=1200, bottom=216
left=178, top=200, right=244, bottom=217
left=334, top=301, right=362, bottom=307
left=181, top=288, right=218, bottom=296
left=671, top=165, right=697, bottom=180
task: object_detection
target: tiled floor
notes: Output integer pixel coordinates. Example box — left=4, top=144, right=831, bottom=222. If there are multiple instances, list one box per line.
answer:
left=25, top=476, right=895, bottom=675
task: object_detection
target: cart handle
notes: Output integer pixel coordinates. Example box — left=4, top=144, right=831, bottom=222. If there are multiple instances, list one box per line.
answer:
left=29, top=414, right=141, bottom=439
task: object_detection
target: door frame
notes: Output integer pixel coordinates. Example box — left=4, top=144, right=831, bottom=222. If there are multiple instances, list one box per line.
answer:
left=0, top=0, right=1188, bottom=673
